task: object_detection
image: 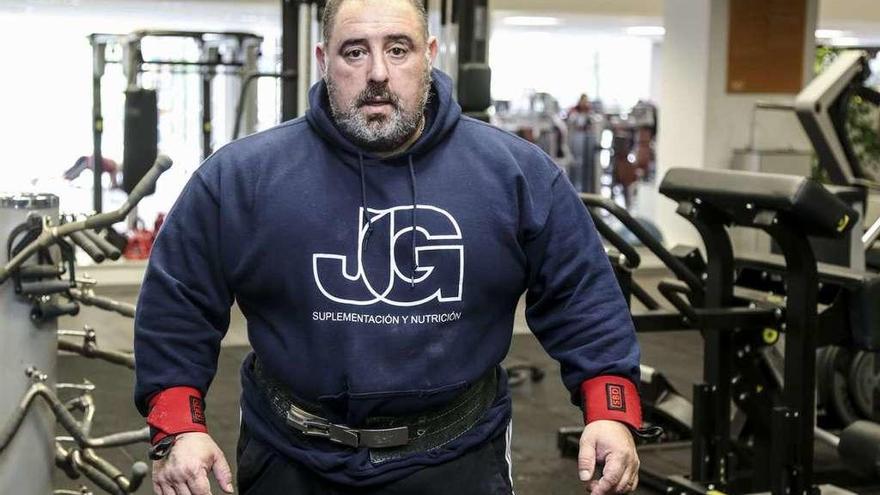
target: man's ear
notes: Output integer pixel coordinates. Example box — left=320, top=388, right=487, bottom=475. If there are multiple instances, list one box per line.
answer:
left=426, top=36, right=439, bottom=66
left=316, top=42, right=328, bottom=78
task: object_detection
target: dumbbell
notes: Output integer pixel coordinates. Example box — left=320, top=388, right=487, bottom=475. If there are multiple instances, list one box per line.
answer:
left=836, top=420, right=880, bottom=478
left=813, top=420, right=880, bottom=478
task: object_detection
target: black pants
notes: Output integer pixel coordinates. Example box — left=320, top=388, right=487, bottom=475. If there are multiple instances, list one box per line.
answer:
left=236, top=422, right=514, bottom=495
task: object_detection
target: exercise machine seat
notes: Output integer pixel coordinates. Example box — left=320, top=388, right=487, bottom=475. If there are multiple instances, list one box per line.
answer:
left=660, top=168, right=857, bottom=239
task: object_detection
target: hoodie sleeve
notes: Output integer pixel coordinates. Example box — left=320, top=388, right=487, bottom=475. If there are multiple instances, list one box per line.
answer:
left=133, top=167, right=234, bottom=431
left=523, top=171, right=641, bottom=427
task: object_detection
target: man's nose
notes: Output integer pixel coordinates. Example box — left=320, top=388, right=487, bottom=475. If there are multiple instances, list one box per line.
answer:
left=368, top=55, right=390, bottom=83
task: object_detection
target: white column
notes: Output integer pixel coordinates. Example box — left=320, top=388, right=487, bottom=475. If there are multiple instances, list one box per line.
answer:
left=654, top=0, right=713, bottom=248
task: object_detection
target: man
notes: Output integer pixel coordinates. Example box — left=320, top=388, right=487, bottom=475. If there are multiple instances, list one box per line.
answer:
left=565, top=94, right=596, bottom=193
left=134, top=1, right=643, bottom=494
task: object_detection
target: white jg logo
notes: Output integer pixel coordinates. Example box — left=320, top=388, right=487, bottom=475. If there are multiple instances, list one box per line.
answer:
left=312, top=205, right=464, bottom=307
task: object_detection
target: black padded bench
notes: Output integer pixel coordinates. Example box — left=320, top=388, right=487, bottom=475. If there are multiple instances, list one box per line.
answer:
left=660, top=168, right=857, bottom=239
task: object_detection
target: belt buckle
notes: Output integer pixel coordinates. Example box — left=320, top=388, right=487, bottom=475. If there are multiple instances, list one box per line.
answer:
left=285, top=405, right=409, bottom=448
left=286, top=406, right=359, bottom=447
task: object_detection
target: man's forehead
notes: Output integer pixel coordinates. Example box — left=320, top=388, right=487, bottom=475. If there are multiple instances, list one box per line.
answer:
left=331, top=0, right=424, bottom=44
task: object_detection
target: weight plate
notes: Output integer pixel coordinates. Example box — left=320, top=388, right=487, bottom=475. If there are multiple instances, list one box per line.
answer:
left=828, top=346, right=860, bottom=426
left=816, top=346, right=835, bottom=405
left=848, top=351, right=880, bottom=421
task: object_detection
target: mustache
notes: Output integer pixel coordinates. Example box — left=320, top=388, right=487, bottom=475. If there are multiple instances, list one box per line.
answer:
left=356, top=82, right=401, bottom=108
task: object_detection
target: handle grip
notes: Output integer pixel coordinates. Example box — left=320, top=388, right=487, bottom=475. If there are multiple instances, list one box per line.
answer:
left=18, top=265, right=65, bottom=279
left=19, top=280, right=72, bottom=296
left=83, top=230, right=122, bottom=260
left=31, top=300, right=80, bottom=321
left=69, top=231, right=105, bottom=263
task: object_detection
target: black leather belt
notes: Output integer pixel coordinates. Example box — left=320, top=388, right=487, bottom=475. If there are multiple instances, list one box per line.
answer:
left=252, top=358, right=497, bottom=460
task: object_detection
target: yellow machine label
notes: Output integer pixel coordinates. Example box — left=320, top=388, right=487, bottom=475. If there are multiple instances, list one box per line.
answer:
left=766, top=294, right=784, bottom=304
left=837, top=214, right=850, bottom=232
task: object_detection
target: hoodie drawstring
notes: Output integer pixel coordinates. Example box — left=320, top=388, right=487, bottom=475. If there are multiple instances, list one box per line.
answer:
left=359, top=154, right=373, bottom=252
left=408, top=156, right=418, bottom=288
left=358, top=154, right=420, bottom=290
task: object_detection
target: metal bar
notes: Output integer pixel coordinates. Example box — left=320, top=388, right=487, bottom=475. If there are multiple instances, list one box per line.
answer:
left=693, top=306, right=778, bottom=329
left=589, top=210, right=640, bottom=269
left=233, top=71, right=296, bottom=140
left=631, top=310, right=689, bottom=333
left=281, top=0, right=300, bottom=121
left=630, top=280, right=661, bottom=310
left=66, top=289, right=135, bottom=319
left=768, top=224, right=819, bottom=495
left=657, top=280, right=699, bottom=324
left=683, top=206, right=736, bottom=487
left=141, top=60, right=244, bottom=67
left=863, top=216, right=880, bottom=249
left=581, top=194, right=703, bottom=292
left=129, top=29, right=264, bottom=40
left=813, top=426, right=840, bottom=449
left=754, top=101, right=796, bottom=111
left=91, top=40, right=105, bottom=213
left=200, top=46, right=219, bottom=159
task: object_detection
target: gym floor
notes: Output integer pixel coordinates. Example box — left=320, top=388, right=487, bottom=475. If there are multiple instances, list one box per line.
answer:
left=51, top=272, right=873, bottom=494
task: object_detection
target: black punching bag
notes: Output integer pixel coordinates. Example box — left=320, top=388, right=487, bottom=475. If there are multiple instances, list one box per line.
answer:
left=457, top=63, right=492, bottom=122
left=123, top=88, right=158, bottom=195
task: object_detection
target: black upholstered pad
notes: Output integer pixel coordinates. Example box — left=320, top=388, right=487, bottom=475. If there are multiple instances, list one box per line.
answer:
left=660, top=168, right=857, bottom=238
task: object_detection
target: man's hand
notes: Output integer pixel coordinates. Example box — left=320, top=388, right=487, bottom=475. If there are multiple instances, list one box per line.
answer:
left=151, top=432, right=234, bottom=495
left=577, top=420, right=639, bottom=494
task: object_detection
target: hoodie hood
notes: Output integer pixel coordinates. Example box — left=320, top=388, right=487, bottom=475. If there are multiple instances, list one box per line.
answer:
left=306, top=68, right=461, bottom=160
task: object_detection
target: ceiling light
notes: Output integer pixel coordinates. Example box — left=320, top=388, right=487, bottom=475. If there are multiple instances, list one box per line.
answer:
left=832, top=37, right=861, bottom=46
left=503, top=16, right=560, bottom=27
left=815, top=29, right=848, bottom=39
left=625, top=26, right=665, bottom=36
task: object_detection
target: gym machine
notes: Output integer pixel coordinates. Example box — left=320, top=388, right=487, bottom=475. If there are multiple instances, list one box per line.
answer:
left=736, top=50, right=880, bottom=429
left=560, top=169, right=880, bottom=494
left=88, top=31, right=262, bottom=212
left=557, top=50, right=880, bottom=494
left=795, top=50, right=880, bottom=190
left=0, top=157, right=172, bottom=494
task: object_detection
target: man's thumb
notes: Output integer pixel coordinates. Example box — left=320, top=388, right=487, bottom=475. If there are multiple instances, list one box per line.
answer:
left=578, top=429, right=597, bottom=481
left=212, top=450, right=235, bottom=493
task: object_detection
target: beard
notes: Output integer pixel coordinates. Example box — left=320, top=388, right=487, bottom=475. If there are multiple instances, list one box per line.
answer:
left=326, top=67, right=432, bottom=152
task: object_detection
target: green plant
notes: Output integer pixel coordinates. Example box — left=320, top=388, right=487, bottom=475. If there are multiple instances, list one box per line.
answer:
left=814, top=47, right=880, bottom=183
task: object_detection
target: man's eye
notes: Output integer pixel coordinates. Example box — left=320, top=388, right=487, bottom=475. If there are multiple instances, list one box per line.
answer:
left=389, top=47, right=408, bottom=58
left=345, top=49, right=366, bottom=59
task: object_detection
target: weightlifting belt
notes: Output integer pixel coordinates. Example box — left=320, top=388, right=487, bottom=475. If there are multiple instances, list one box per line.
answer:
left=252, top=358, right=498, bottom=462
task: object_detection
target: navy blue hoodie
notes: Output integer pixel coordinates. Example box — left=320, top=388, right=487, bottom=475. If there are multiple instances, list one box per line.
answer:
left=134, top=69, right=639, bottom=485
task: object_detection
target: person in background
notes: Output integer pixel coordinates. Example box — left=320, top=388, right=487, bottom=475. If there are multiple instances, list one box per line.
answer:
left=566, top=93, right=597, bottom=193
left=64, top=155, right=121, bottom=189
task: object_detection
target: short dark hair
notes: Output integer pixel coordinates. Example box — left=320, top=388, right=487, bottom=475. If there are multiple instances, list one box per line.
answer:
left=321, top=0, right=429, bottom=45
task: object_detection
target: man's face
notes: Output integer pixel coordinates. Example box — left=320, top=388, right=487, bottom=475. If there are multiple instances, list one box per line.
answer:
left=317, top=0, right=438, bottom=151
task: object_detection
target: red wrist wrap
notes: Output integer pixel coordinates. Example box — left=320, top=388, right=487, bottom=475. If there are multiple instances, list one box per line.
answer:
left=581, top=376, right=641, bottom=429
left=146, top=386, right=208, bottom=444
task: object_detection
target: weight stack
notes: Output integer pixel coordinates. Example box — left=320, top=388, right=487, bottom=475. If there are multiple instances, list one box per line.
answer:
left=0, top=194, right=59, bottom=494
